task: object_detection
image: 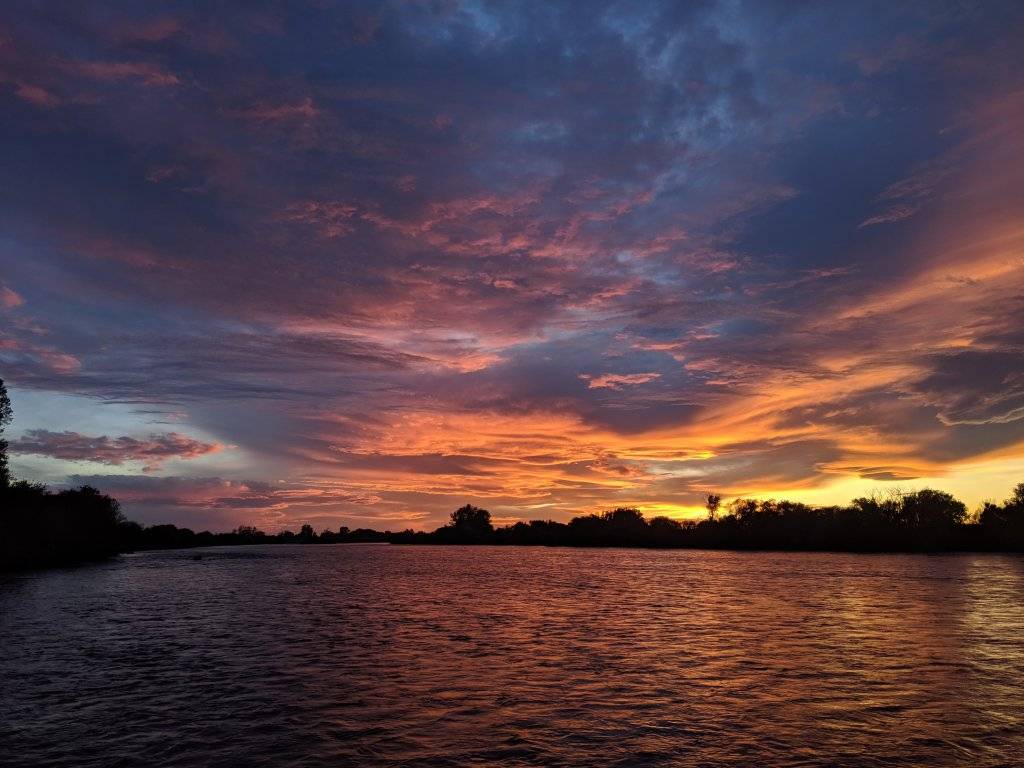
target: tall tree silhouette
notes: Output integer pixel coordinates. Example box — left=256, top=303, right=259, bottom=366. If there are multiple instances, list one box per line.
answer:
left=705, top=493, right=722, bottom=520
left=0, top=378, right=12, bottom=488
left=449, top=504, right=493, bottom=533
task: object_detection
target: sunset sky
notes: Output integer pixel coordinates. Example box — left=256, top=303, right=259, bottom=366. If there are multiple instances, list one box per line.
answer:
left=2, top=1, right=1024, bottom=531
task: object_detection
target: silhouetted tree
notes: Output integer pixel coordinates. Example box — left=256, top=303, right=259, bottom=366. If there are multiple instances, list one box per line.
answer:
left=849, top=494, right=901, bottom=527
left=705, top=493, right=721, bottom=520
left=979, top=484, right=1024, bottom=533
left=649, top=515, right=686, bottom=546
left=0, top=378, right=12, bottom=488
left=1010, top=483, right=1024, bottom=511
left=1, top=481, right=125, bottom=570
left=440, top=504, right=494, bottom=543
left=449, top=504, right=493, bottom=532
left=978, top=501, right=1003, bottom=526
left=233, top=525, right=266, bottom=545
left=901, top=489, right=966, bottom=528
left=602, top=507, right=647, bottom=544
left=602, top=507, right=645, bottom=526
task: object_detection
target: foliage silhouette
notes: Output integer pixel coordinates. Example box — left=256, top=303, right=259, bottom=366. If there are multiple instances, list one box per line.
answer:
left=393, top=491, right=1023, bottom=552
left=705, top=493, right=721, bottom=520
left=6, top=484, right=1024, bottom=571
left=1, top=480, right=125, bottom=570
left=0, top=378, right=12, bottom=489
left=433, top=504, right=494, bottom=543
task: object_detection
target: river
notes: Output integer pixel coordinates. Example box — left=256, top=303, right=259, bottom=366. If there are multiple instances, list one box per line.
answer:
left=2, top=545, right=1023, bottom=766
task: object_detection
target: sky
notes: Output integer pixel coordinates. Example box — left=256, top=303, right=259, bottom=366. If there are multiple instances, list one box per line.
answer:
left=2, top=1, right=1024, bottom=532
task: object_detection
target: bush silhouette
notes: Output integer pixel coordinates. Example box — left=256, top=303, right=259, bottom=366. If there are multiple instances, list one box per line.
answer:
left=1, top=481, right=125, bottom=569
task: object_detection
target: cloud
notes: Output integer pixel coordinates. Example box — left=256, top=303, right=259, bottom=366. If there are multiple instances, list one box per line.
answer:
left=11, top=83, right=60, bottom=108
left=0, top=286, right=24, bottom=308
left=859, top=162, right=950, bottom=227
left=859, top=204, right=921, bottom=227
left=581, top=372, right=663, bottom=389
left=110, top=17, right=184, bottom=44
left=281, top=201, right=358, bottom=238
left=224, top=97, right=319, bottom=123
left=64, top=474, right=395, bottom=530
left=68, top=59, right=181, bottom=87
left=911, top=350, right=1024, bottom=427
left=12, top=430, right=222, bottom=471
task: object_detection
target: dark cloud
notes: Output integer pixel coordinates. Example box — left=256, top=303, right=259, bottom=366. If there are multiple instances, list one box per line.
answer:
left=11, top=430, right=220, bottom=471
left=913, top=350, right=1024, bottom=427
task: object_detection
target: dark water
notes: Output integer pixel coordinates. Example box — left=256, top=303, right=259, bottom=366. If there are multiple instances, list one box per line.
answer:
left=2, top=546, right=1023, bottom=767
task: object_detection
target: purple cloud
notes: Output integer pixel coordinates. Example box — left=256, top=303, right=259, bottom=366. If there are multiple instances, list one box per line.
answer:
left=12, top=430, right=221, bottom=471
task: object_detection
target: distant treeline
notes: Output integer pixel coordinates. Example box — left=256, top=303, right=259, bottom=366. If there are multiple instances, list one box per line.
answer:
left=3, top=378, right=1024, bottom=571
left=0, top=481, right=393, bottom=571
left=393, top=493, right=1024, bottom=551
left=119, top=521, right=391, bottom=551
left=4, top=485, right=1024, bottom=571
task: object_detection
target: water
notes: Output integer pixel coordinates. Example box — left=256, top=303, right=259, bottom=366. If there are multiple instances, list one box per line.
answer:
left=2, top=546, right=1023, bottom=767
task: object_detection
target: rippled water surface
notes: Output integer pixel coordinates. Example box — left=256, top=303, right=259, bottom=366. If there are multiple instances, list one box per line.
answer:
left=2, top=546, right=1024, bottom=767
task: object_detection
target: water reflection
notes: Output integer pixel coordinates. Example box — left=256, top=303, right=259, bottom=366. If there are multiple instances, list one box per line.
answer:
left=1, top=547, right=1022, bottom=766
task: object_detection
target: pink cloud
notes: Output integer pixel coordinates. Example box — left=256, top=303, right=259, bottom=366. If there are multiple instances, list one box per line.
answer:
left=13, top=82, right=60, bottom=108
left=69, top=60, right=180, bottom=87
left=33, top=350, right=81, bottom=374
left=1, top=286, right=24, bottom=308
left=581, top=372, right=662, bottom=389
left=282, top=201, right=359, bottom=238
left=67, top=234, right=163, bottom=268
left=11, top=430, right=222, bottom=471
left=224, top=97, right=319, bottom=122
left=860, top=163, right=949, bottom=227
left=111, top=17, right=184, bottom=43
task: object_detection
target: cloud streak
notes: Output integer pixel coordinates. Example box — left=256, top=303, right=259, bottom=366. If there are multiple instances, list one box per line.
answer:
left=12, top=430, right=222, bottom=471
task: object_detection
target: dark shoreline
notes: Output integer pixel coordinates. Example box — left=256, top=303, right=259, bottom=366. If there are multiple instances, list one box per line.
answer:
left=138, top=539, right=1024, bottom=554
left=8, top=535, right=1023, bottom=575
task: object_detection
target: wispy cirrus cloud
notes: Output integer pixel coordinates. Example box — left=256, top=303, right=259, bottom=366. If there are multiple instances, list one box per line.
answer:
left=223, top=97, right=319, bottom=123
left=66, top=59, right=181, bottom=87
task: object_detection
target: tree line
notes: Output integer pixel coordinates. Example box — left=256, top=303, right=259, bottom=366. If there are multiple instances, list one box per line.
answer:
left=391, top=492, right=1024, bottom=551
left=2, top=377, right=1024, bottom=571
